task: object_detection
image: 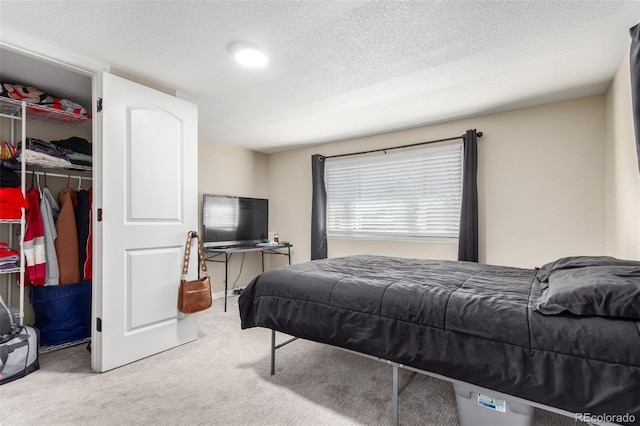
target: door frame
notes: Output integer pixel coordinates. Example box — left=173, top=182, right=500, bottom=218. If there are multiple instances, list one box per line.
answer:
left=1, top=35, right=108, bottom=371
left=0, top=30, right=108, bottom=77
left=0, top=34, right=198, bottom=372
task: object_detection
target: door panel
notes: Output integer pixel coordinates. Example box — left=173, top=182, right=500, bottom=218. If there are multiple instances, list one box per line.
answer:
left=126, top=247, right=182, bottom=329
left=129, top=108, right=182, bottom=221
left=92, top=72, right=198, bottom=372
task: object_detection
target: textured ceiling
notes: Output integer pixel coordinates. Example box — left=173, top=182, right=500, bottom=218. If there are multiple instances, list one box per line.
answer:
left=1, top=1, right=640, bottom=153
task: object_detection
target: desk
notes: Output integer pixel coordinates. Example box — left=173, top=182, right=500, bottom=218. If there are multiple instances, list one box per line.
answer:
left=203, top=244, right=292, bottom=312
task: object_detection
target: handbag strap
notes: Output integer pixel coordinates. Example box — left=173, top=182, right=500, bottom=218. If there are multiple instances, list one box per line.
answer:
left=182, top=231, right=208, bottom=279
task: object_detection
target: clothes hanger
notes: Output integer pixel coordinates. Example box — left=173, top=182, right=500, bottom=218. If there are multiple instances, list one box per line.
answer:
left=36, top=172, right=42, bottom=197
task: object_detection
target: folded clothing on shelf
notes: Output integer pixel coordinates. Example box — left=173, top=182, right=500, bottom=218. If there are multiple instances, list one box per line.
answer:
left=0, top=242, right=20, bottom=270
left=0, top=187, right=28, bottom=219
left=51, top=137, right=92, bottom=156
left=66, top=153, right=91, bottom=167
left=23, top=137, right=70, bottom=160
left=18, top=149, right=73, bottom=169
left=17, top=137, right=92, bottom=168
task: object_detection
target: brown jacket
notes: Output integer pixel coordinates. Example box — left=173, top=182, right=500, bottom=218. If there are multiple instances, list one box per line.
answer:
left=55, top=187, right=81, bottom=285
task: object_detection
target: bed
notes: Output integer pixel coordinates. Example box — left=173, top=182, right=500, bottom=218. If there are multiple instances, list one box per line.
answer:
left=238, top=255, right=640, bottom=425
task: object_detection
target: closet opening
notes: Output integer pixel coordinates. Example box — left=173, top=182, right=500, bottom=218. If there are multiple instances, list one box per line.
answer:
left=0, top=46, right=94, bottom=357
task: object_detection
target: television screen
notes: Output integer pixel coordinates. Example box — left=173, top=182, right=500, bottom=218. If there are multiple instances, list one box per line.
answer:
left=202, top=194, right=268, bottom=248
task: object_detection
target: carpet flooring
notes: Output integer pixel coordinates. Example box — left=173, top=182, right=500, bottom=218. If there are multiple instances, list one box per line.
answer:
left=0, top=296, right=581, bottom=426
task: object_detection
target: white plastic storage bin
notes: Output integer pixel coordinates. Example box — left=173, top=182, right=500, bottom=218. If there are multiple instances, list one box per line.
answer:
left=453, top=384, right=534, bottom=426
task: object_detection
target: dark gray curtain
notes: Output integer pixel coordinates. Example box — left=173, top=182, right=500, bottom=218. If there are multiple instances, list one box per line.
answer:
left=311, top=154, right=327, bottom=260
left=458, top=129, right=478, bottom=262
left=630, top=23, right=640, bottom=174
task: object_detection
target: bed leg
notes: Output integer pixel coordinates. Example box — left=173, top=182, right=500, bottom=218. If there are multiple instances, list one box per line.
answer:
left=270, top=329, right=276, bottom=375
left=392, top=363, right=399, bottom=426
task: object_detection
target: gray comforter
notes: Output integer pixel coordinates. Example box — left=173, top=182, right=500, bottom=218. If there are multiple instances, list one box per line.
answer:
left=239, top=255, right=640, bottom=422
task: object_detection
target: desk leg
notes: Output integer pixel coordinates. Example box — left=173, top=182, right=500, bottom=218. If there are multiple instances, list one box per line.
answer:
left=224, top=253, right=229, bottom=312
left=287, top=246, right=291, bottom=265
left=261, top=251, right=265, bottom=272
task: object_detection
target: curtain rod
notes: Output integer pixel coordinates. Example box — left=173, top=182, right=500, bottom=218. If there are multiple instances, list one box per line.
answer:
left=324, top=131, right=483, bottom=160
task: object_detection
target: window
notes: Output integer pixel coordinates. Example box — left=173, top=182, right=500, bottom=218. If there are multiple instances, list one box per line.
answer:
left=325, top=142, right=463, bottom=240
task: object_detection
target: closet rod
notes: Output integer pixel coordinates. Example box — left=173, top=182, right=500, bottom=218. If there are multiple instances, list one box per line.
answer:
left=324, top=131, right=483, bottom=160
left=24, top=170, right=93, bottom=180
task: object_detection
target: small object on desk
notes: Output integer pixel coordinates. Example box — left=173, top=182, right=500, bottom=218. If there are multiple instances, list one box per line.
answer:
left=281, top=241, right=290, bottom=246
left=273, top=232, right=279, bottom=243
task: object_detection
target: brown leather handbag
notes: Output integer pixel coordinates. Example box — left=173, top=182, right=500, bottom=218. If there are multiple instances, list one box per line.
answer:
left=178, top=231, right=212, bottom=314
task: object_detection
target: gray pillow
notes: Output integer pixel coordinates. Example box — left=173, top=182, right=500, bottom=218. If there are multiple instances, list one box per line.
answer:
left=536, top=255, right=640, bottom=282
left=534, top=265, right=640, bottom=319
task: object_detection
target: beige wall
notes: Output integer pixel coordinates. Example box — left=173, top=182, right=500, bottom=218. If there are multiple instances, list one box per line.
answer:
left=268, top=96, right=607, bottom=269
left=201, top=70, right=640, bottom=277
left=198, top=139, right=270, bottom=295
left=604, top=53, right=640, bottom=259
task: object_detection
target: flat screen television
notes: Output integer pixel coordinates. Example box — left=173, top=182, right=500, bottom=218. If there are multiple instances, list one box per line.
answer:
left=202, top=194, right=269, bottom=248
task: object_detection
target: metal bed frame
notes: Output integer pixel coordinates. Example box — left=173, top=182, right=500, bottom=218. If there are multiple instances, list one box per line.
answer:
left=269, top=330, right=618, bottom=426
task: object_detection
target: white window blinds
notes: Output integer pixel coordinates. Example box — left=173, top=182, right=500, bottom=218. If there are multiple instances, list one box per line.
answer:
left=325, top=143, right=463, bottom=240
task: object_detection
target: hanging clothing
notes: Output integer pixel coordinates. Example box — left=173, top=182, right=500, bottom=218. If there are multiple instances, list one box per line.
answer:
left=24, top=188, right=46, bottom=286
left=83, top=187, right=92, bottom=280
left=55, top=187, right=80, bottom=285
left=75, top=189, right=90, bottom=280
left=40, top=187, right=60, bottom=285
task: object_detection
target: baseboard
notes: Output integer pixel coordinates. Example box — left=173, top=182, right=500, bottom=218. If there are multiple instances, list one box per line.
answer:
left=212, top=289, right=242, bottom=300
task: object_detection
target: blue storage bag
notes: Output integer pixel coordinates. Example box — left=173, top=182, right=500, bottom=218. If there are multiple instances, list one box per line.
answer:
left=29, top=280, right=91, bottom=347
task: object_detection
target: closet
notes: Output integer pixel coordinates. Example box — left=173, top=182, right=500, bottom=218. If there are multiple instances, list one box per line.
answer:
left=0, top=86, right=93, bottom=352
left=0, top=43, right=199, bottom=372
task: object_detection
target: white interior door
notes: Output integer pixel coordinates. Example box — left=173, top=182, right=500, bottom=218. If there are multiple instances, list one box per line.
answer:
left=92, top=72, right=199, bottom=372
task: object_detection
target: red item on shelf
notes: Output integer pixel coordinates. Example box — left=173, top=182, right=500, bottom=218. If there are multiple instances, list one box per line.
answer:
left=0, top=187, right=29, bottom=219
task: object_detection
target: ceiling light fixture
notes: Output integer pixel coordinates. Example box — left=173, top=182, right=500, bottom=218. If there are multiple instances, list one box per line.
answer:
left=228, top=41, right=268, bottom=68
